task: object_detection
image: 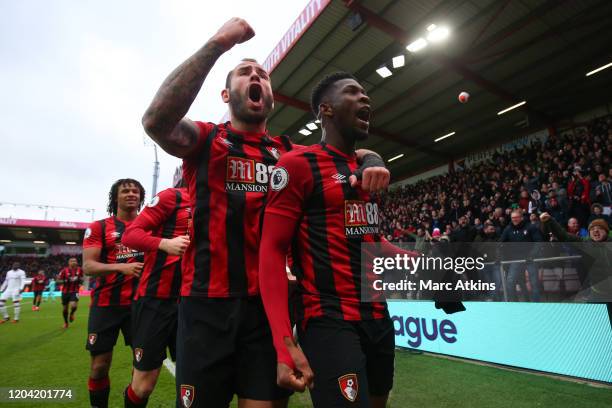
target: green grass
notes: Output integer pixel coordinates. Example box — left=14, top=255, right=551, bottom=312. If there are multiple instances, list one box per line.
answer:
left=0, top=298, right=610, bottom=407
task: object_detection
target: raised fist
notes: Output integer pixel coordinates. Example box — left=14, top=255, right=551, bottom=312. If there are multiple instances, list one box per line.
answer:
left=212, top=18, right=255, bottom=52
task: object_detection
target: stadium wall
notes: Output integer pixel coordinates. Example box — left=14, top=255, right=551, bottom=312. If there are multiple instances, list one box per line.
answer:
left=389, top=301, right=612, bottom=383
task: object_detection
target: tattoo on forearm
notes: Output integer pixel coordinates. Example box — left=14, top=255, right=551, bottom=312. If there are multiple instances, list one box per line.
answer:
left=143, top=40, right=225, bottom=146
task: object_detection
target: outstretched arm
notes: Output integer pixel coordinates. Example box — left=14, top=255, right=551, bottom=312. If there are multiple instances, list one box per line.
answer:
left=142, top=18, right=255, bottom=158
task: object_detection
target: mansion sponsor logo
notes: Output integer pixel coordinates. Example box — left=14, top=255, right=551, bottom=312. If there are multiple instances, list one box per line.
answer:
left=344, top=200, right=379, bottom=236
left=225, top=156, right=275, bottom=193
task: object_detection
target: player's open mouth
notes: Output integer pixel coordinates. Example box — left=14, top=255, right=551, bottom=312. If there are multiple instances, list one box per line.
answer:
left=356, top=106, right=371, bottom=125
left=248, top=83, right=262, bottom=103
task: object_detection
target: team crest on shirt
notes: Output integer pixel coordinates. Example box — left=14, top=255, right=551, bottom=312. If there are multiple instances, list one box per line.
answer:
left=338, top=374, right=359, bottom=402
left=84, top=228, right=92, bottom=239
left=270, top=167, right=289, bottom=191
left=267, top=146, right=281, bottom=159
left=180, top=385, right=195, bottom=408
left=134, top=348, right=143, bottom=362
left=344, top=200, right=380, bottom=236
left=225, top=156, right=274, bottom=193
left=88, top=333, right=97, bottom=345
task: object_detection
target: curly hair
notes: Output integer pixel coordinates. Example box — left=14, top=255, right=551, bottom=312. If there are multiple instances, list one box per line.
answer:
left=310, top=71, right=357, bottom=117
left=107, top=178, right=145, bottom=216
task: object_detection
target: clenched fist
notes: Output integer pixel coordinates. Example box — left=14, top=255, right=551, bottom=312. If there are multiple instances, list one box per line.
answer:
left=159, top=235, right=191, bottom=256
left=211, top=17, right=255, bottom=52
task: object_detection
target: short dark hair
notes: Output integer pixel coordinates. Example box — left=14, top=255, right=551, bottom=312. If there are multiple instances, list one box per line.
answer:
left=225, top=58, right=259, bottom=89
left=310, top=71, right=357, bottom=117
left=107, top=178, right=145, bottom=216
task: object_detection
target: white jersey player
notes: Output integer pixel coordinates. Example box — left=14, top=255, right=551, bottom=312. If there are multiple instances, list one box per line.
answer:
left=0, top=262, right=26, bottom=323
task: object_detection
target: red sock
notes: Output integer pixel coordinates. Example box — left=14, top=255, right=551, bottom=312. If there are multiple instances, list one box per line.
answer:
left=127, top=384, right=145, bottom=404
left=88, top=376, right=110, bottom=391
left=88, top=377, right=110, bottom=408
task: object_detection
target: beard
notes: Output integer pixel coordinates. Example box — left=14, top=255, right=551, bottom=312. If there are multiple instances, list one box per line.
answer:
left=228, top=87, right=273, bottom=124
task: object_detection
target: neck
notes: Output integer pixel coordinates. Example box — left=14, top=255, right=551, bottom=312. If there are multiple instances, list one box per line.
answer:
left=116, top=208, right=138, bottom=222
left=230, top=116, right=267, bottom=134
left=321, top=126, right=355, bottom=156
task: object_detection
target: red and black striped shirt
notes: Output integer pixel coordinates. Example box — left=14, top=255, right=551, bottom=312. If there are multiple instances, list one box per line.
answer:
left=57, top=267, right=83, bottom=294
left=181, top=121, right=293, bottom=298
left=264, top=142, right=387, bottom=322
left=83, top=216, right=144, bottom=307
left=122, top=187, right=190, bottom=300
left=31, top=274, right=49, bottom=292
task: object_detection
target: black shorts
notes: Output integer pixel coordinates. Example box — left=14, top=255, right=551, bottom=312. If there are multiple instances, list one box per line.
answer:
left=85, top=306, right=132, bottom=356
left=297, top=315, right=395, bottom=408
left=131, top=297, right=178, bottom=371
left=33, top=291, right=43, bottom=298
left=175, top=296, right=292, bottom=407
left=61, top=292, right=79, bottom=305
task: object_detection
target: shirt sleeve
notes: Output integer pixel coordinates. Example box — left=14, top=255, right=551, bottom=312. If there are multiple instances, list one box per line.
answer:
left=183, top=121, right=216, bottom=160
left=122, top=188, right=177, bottom=252
left=265, top=153, right=313, bottom=220
left=83, top=221, right=103, bottom=249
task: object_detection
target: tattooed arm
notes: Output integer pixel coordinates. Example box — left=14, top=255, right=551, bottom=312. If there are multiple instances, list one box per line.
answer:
left=142, top=18, right=255, bottom=158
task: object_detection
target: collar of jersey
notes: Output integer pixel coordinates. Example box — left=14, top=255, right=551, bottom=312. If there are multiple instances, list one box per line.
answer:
left=320, top=141, right=357, bottom=161
left=225, top=122, right=273, bottom=145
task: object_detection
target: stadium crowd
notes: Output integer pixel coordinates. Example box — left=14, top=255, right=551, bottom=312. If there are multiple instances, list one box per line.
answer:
left=379, top=115, right=612, bottom=243
left=0, top=255, right=80, bottom=278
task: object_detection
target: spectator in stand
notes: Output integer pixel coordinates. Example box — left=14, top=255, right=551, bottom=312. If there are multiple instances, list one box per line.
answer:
left=500, top=209, right=543, bottom=302
left=518, top=190, right=530, bottom=212
left=475, top=221, right=502, bottom=300
left=450, top=216, right=477, bottom=243
left=588, top=203, right=612, bottom=227
left=431, top=228, right=442, bottom=242
left=591, top=174, right=611, bottom=212
left=566, top=217, right=588, bottom=239
left=529, top=213, right=540, bottom=228
left=377, top=115, right=611, bottom=245
left=545, top=194, right=567, bottom=226
left=568, top=166, right=591, bottom=226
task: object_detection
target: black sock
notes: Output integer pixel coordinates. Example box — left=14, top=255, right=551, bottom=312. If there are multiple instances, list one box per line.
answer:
left=88, top=377, right=110, bottom=408
left=62, top=310, right=68, bottom=324
left=124, top=384, right=148, bottom=408
left=70, top=307, right=77, bottom=317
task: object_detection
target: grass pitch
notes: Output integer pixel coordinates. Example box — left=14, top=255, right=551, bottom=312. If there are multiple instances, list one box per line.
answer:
left=0, top=298, right=610, bottom=407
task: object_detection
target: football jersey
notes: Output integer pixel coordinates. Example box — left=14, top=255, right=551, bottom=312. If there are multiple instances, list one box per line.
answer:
left=264, top=142, right=387, bottom=322
left=83, top=216, right=144, bottom=307
left=123, top=187, right=190, bottom=299
left=181, top=121, right=293, bottom=298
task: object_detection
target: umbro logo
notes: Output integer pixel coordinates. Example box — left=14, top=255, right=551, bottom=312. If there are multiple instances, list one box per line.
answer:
left=219, top=138, right=233, bottom=147
left=111, top=232, right=121, bottom=238
left=332, top=173, right=347, bottom=183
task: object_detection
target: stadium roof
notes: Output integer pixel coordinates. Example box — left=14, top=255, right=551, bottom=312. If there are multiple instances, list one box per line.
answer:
left=0, top=218, right=87, bottom=245
left=264, top=0, right=612, bottom=181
